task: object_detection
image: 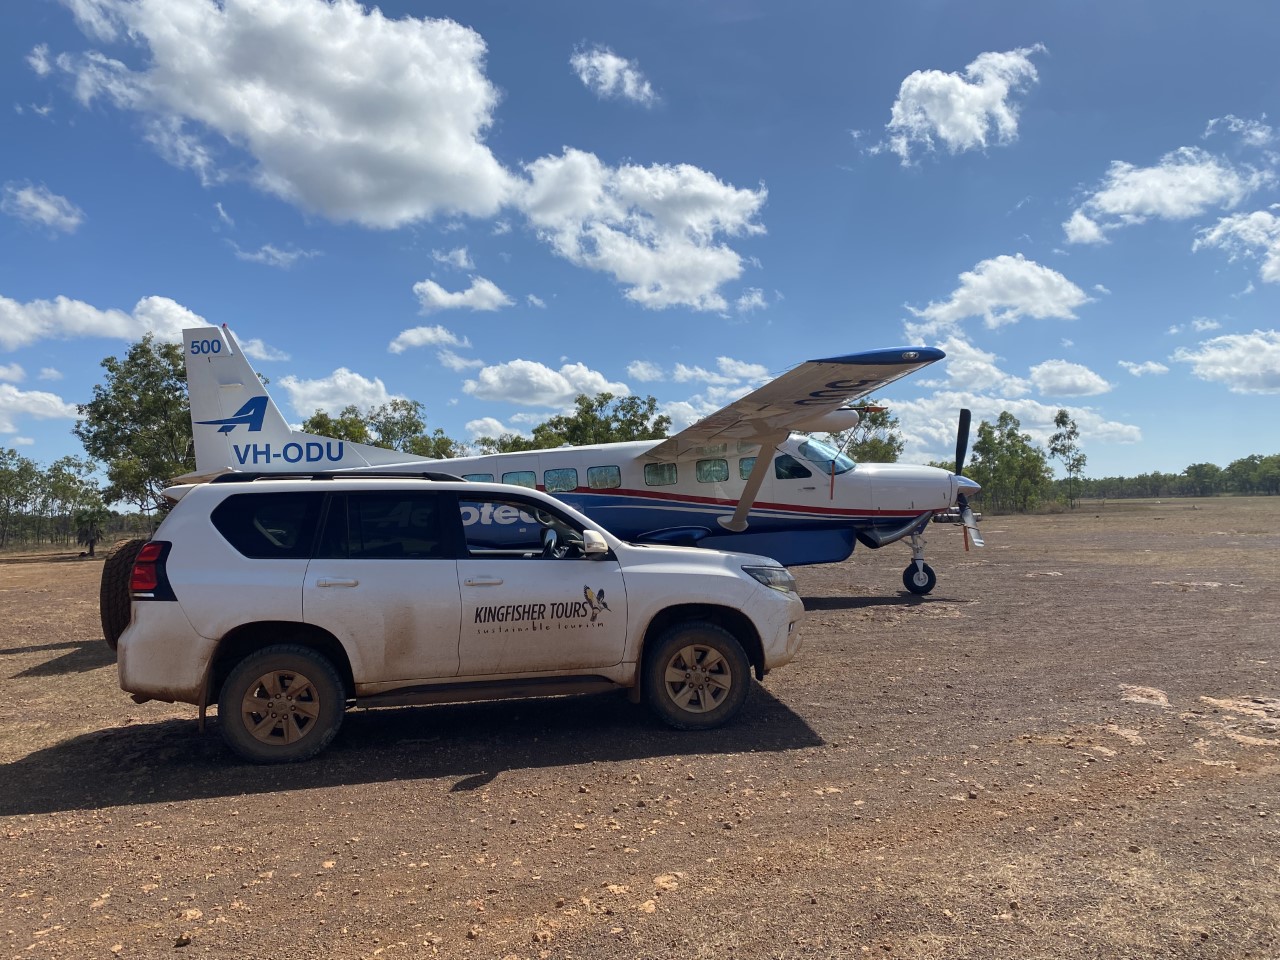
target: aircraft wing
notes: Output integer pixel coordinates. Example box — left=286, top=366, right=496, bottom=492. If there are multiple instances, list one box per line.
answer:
left=647, top=347, right=945, bottom=461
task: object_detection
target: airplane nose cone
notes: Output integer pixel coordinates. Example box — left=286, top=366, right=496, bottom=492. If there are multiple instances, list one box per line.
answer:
left=955, top=475, right=981, bottom=497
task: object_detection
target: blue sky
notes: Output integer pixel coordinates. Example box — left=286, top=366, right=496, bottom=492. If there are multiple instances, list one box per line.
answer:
left=3, top=0, right=1278, bottom=479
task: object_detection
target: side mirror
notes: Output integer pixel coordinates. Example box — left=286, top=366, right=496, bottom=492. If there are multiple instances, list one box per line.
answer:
left=581, top=529, right=608, bottom=556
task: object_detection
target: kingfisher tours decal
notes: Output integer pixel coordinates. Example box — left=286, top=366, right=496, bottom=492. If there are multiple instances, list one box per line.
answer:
left=473, top=585, right=612, bottom=635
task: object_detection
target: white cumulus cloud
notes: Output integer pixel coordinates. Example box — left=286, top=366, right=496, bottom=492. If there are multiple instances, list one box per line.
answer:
left=518, top=147, right=766, bottom=311
left=1029, top=359, right=1112, bottom=396
left=1172, top=330, right=1280, bottom=394
left=0, top=364, right=25, bottom=383
left=27, top=44, right=52, bottom=76
left=570, top=44, right=656, bottom=106
left=0, top=292, right=202, bottom=349
left=626, top=360, right=664, bottom=382
left=922, top=337, right=1030, bottom=396
left=465, top=416, right=518, bottom=439
left=231, top=242, right=320, bottom=269
left=734, top=287, right=767, bottom=313
left=239, top=337, right=290, bottom=362
left=432, top=247, right=474, bottom=270
left=278, top=367, right=403, bottom=418
left=388, top=324, right=471, bottom=354
left=463, top=358, right=628, bottom=407
left=1194, top=208, right=1280, bottom=284
left=1064, top=147, right=1273, bottom=244
left=437, top=348, right=483, bottom=371
left=412, top=277, right=513, bottom=314
left=1, top=182, right=85, bottom=233
left=0, top=384, right=79, bottom=433
left=1118, top=360, right=1169, bottom=377
left=1203, top=114, right=1275, bottom=148
left=54, top=0, right=514, bottom=227
left=881, top=45, right=1044, bottom=164
left=905, top=254, right=1090, bottom=339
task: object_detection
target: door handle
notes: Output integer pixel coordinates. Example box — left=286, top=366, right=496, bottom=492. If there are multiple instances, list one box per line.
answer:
left=800, top=486, right=817, bottom=491
left=464, top=577, right=504, bottom=587
left=316, top=578, right=359, bottom=588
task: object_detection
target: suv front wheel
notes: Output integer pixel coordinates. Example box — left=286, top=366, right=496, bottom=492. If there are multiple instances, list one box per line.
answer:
left=218, top=645, right=345, bottom=763
left=643, top=622, right=751, bottom=730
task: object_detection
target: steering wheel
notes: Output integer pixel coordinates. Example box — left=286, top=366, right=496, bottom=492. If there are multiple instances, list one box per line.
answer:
left=541, top=528, right=569, bottom=559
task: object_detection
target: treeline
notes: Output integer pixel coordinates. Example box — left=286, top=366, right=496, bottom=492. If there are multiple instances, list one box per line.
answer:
left=1065, top=454, right=1280, bottom=501
left=936, top=411, right=1278, bottom=514
left=0, top=449, right=130, bottom=552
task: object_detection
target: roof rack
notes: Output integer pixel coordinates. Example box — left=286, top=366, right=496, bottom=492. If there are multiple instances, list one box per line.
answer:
left=209, top=470, right=466, bottom=484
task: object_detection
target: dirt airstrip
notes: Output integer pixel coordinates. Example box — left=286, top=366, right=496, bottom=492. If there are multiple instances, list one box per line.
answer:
left=1, top=497, right=1277, bottom=959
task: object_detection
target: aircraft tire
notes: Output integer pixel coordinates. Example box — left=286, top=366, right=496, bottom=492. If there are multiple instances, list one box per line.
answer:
left=902, top=562, right=937, bottom=596
left=100, top=537, right=148, bottom=651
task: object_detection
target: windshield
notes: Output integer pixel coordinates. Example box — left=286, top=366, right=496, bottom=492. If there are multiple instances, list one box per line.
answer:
left=795, top=437, right=855, bottom=475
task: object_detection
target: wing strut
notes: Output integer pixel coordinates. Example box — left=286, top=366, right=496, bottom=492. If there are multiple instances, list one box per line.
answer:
left=716, top=433, right=786, bottom=533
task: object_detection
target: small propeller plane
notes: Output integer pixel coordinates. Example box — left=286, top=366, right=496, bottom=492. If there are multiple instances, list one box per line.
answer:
left=180, top=326, right=983, bottom=595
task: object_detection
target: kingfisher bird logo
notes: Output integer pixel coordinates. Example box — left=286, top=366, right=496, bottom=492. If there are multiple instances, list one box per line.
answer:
left=196, top=396, right=267, bottom=434
left=583, top=585, right=611, bottom=622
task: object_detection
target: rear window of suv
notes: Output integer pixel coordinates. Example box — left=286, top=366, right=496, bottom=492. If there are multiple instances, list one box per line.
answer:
left=211, top=492, right=325, bottom=559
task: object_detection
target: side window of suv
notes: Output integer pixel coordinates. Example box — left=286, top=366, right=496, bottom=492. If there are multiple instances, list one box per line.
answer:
left=317, top=492, right=450, bottom=560
left=457, top=495, right=583, bottom=559
left=211, top=492, right=325, bottom=559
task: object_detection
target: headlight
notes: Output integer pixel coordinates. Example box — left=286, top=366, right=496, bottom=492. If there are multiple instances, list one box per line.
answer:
left=742, top=565, right=797, bottom=594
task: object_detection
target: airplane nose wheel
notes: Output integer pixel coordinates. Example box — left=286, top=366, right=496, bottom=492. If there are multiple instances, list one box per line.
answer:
left=903, top=562, right=936, bottom=596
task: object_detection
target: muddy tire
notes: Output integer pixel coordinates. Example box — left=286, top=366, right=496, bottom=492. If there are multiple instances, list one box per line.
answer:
left=100, top=537, right=148, bottom=651
left=643, top=621, right=751, bottom=731
left=218, top=645, right=345, bottom=764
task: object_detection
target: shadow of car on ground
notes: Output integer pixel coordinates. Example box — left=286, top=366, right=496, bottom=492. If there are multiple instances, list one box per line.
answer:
left=0, top=685, right=823, bottom=816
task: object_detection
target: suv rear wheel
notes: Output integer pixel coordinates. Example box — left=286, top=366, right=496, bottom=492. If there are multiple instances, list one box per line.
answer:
left=218, top=645, right=345, bottom=763
left=643, top=621, right=750, bottom=730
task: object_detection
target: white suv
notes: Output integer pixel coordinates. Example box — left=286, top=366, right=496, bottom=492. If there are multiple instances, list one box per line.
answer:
left=119, top=474, right=805, bottom=762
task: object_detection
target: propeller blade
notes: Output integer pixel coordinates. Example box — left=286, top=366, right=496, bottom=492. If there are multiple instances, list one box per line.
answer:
left=955, top=408, right=972, bottom=476
left=961, top=504, right=985, bottom=548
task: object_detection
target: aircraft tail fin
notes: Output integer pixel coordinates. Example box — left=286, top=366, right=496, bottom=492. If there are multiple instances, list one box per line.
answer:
left=183, top=326, right=430, bottom=476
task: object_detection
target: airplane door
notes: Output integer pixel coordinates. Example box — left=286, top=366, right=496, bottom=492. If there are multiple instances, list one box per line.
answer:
left=453, top=492, right=627, bottom=676
left=303, top=492, right=461, bottom=684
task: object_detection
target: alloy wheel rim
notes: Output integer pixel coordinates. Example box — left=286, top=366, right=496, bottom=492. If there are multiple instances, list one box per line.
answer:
left=241, top=669, right=321, bottom=745
left=663, top=643, right=732, bottom=713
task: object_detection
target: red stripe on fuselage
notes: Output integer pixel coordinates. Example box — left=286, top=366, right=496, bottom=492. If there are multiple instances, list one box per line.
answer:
left=538, top=485, right=929, bottom=518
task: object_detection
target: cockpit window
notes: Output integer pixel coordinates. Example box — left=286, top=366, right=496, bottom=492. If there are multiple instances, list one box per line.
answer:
left=796, top=437, right=855, bottom=475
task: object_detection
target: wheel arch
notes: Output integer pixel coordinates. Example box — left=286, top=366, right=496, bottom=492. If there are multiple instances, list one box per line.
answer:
left=640, top=604, right=764, bottom=681
left=205, top=622, right=356, bottom=705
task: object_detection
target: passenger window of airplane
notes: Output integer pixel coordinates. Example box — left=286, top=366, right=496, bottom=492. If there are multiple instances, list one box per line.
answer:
left=644, top=463, right=677, bottom=486
left=543, top=467, right=578, bottom=493
left=739, top=457, right=756, bottom=480
left=501, top=470, right=537, bottom=488
left=774, top=454, right=813, bottom=480
left=462, top=473, right=494, bottom=482
left=587, top=465, right=621, bottom=489
left=696, top=458, right=729, bottom=483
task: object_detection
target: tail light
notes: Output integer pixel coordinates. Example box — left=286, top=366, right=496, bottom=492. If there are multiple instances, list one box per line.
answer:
left=130, top=541, right=176, bottom=600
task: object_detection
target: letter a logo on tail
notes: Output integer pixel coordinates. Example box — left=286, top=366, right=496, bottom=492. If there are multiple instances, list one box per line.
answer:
left=196, top=396, right=268, bottom=434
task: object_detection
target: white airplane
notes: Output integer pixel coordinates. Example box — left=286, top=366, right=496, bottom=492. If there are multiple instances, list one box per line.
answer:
left=180, top=325, right=983, bottom=595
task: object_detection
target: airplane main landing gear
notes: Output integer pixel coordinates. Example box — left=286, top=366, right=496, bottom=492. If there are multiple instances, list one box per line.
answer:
left=902, top=527, right=936, bottom=595
left=903, top=561, right=936, bottom=595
